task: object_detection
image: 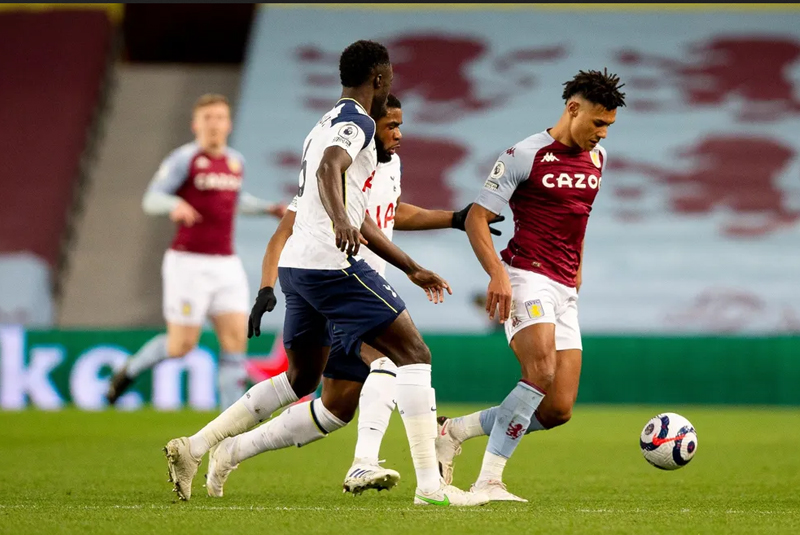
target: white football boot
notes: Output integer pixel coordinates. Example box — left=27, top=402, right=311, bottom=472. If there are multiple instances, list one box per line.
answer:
left=205, top=438, right=239, bottom=498
left=164, top=437, right=201, bottom=501
left=471, top=479, right=528, bottom=502
left=435, top=417, right=463, bottom=485
left=342, top=459, right=401, bottom=495
left=414, top=480, right=490, bottom=507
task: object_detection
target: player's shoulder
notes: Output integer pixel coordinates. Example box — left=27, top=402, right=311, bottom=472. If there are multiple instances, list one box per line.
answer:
left=166, top=141, right=201, bottom=162
left=224, top=147, right=246, bottom=167
left=512, top=131, right=556, bottom=157
left=330, top=98, right=375, bottom=134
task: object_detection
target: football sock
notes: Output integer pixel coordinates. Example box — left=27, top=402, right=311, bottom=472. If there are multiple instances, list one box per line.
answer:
left=353, top=357, right=397, bottom=464
left=230, top=398, right=346, bottom=463
left=477, top=381, right=545, bottom=483
left=188, top=372, right=297, bottom=459
left=125, top=334, right=169, bottom=378
left=478, top=406, right=547, bottom=436
left=395, top=363, right=440, bottom=494
left=218, top=351, right=247, bottom=411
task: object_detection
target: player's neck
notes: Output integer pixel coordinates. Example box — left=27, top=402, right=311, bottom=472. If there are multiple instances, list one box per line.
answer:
left=339, top=88, right=371, bottom=114
left=548, top=116, right=579, bottom=150
left=199, top=141, right=226, bottom=157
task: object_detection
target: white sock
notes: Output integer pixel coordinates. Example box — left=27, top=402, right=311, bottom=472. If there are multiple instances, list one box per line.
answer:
left=395, top=363, right=440, bottom=494
left=449, top=411, right=485, bottom=442
left=188, top=372, right=297, bottom=459
left=477, top=451, right=508, bottom=483
left=231, top=398, right=346, bottom=464
left=353, top=357, right=397, bottom=464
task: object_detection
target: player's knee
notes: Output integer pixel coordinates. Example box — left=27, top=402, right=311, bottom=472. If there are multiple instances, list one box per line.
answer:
left=286, top=367, right=321, bottom=398
left=168, top=338, right=195, bottom=358
left=393, top=335, right=430, bottom=366
left=320, top=395, right=358, bottom=423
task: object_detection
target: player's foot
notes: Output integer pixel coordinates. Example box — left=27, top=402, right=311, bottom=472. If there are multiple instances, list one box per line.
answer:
left=471, top=479, right=528, bottom=502
left=204, top=438, right=239, bottom=498
left=164, top=437, right=201, bottom=501
left=342, top=459, right=401, bottom=495
left=106, top=366, right=133, bottom=406
left=414, top=481, right=489, bottom=507
left=436, top=416, right=463, bottom=485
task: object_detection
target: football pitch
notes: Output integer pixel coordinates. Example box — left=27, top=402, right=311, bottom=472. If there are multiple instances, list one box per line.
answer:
left=1, top=405, right=798, bottom=535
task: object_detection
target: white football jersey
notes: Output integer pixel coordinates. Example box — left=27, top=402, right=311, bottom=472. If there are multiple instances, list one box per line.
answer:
left=361, top=154, right=401, bottom=277
left=279, top=98, right=378, bottom=269
left=287, top=154, right=402, bottom=277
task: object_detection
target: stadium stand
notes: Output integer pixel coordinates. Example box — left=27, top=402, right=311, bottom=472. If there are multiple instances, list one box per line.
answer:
left=0, top=10, right=116, bottom=325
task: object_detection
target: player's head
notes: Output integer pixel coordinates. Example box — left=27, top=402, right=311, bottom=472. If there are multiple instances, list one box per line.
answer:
left=192, top=94, right=232, bottom=150
left=375, top=94, right=403, bottom=164
left=339, top=40, right=393, bottom=118
left=561, top=69, right=626, bottom=151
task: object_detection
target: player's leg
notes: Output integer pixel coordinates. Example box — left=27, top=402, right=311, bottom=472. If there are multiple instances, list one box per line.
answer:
left=210, top=312, right=248, bottom=410
left=367, top=311, right=487, bottom=505
left=466, top=267, right=559, bottom=501
left=437, top=348, right=581, bottom=484
left=351, top=343, right=397, bottom=467
left=208, top=255, right=252, bottom=410
left=107, top=251, right=208, bottom=405
left=205, top=376, right=353, bottom=497
left=317, top=335, right=400, bottom=495
left=164, top=269, right=327, bottom=500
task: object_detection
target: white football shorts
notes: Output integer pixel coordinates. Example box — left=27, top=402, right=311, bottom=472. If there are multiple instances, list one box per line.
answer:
left=162, top=249, right=250, bottom=325
left=503, top=262, right=582, bottom=351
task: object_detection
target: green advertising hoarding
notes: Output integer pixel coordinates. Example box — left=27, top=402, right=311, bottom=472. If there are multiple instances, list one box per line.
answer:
left=1, top=326, right=799, bottom=410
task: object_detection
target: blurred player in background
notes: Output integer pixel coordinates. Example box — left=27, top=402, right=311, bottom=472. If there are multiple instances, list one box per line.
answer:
left=163, top=40, right=487, bottom=506
left=105, top=94, right=286, bottom=410
left=201, top=94, right=504, bottom=498
left=436, top=69, right=626, bottom=502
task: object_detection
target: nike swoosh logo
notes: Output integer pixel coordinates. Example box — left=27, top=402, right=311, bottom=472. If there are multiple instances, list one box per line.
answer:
left=440, top=421, right=449, bottom=437
left=651, top=433, right=686, bottom=447
left=416, top=494, right=450, bottom=506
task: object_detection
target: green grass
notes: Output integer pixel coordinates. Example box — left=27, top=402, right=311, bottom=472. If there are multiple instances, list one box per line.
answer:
left=1, top=405, right=799, bottom=534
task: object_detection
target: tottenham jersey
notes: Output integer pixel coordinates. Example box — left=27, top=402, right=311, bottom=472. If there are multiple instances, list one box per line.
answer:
left=279, top=98, right=378, bottom=270
left=287, top=154, right=402, bottom=277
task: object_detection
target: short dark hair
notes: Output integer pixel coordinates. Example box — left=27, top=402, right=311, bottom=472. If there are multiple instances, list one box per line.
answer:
left=339, top=40, right=391, bottom=88
left=562, top=68, right=626, bottom=110
left=386, top=94, right=402, bottom=109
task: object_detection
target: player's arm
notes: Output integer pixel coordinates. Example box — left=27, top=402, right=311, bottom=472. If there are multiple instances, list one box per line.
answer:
left=361, top=215, right=452, bottom=304
left=394, top=201, right=505, bottom=235
left=576, top=239, right=585, bottom=293
left=142, top=146, right=202, bottom=227
left=248, top=199, right=297, bottom=338
left=238, top=191, right=287, bottom=219
left=467, top=151, right=530, bottom=322
left=317, top=118, right=374, bottom=256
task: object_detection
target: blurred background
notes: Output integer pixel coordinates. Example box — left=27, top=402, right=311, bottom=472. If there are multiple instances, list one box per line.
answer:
left=1, top=3, right=799, bottom=411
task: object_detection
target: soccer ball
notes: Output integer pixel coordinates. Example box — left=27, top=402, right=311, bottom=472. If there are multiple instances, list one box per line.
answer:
left=639, top=412, right=697, bottom=470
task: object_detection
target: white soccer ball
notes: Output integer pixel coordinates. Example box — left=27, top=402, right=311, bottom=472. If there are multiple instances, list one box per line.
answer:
left=639, top=412, right=697, bottom=470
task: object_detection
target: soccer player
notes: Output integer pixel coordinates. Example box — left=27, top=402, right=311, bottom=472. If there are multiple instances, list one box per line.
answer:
left=105, top=94, right=286, bottom=410
left=202, top=94, right=504, bottom=498
left=163, top=40, right=487, bottom=506
left=436, top=69, right=626, bottom=502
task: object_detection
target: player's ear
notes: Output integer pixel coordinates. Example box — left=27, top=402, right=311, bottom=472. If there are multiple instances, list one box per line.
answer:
left=567, top=100, right=581, bottom=118
left=373, top=71, right=383, bottom=90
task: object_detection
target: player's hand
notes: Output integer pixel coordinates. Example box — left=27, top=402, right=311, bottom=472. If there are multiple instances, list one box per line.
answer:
left=248, top=286, right=277, bottom=338
left=486, top=271, right=513, bottom=323
left=266, top=203, right=288, bottom=219
left=408, top=268, right=453, bottom=304
left=452, top=203, right=505, bottom=236
left=333, top=221, right=367, bottom=256
left=170, top=200, right=202, bottom=227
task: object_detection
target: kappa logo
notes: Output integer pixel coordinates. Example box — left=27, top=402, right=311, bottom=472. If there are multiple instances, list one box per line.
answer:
left=541, top=152, right=559, bottom=163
